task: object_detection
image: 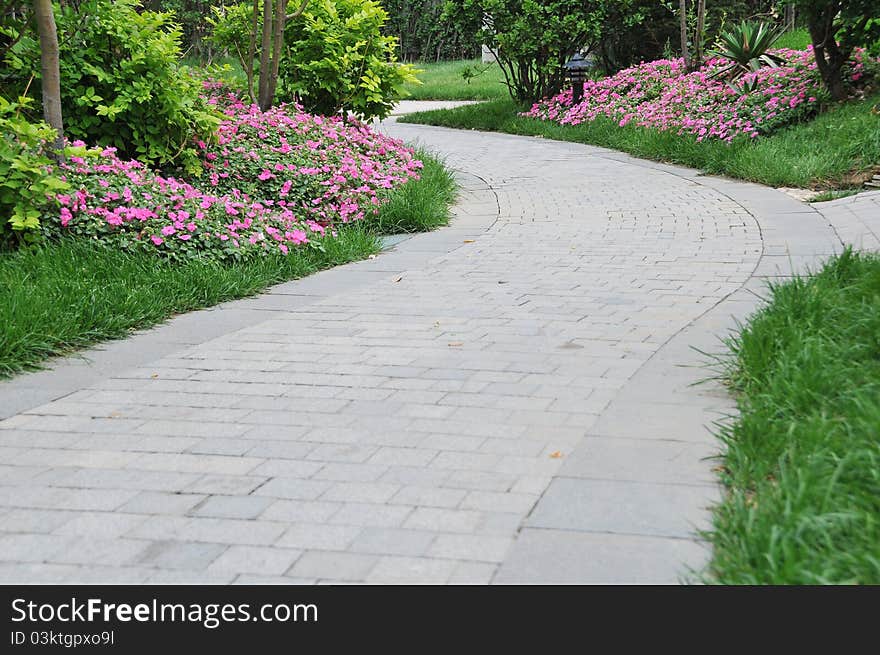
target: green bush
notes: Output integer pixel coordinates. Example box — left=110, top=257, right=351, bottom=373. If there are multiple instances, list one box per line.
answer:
left=3, top=0, right=220, bottom=172
left=0, top=98, right=67, bottom=247
left=282, top=0, right=418, bottom=119
left=443, top=0, right=641, bottom=105
left=210, top=0, right=417, bottom=120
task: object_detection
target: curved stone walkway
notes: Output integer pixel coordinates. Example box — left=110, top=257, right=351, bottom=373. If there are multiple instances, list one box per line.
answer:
left=0, top=119, right=857, bottom=584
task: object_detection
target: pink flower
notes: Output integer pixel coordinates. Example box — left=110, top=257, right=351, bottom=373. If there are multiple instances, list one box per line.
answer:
left=286, top=229, right=308, bottom=245
left=150, top=235, right=164, bottom=245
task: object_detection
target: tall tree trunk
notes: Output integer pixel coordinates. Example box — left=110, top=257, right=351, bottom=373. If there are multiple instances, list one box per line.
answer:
left=679, top=0, right=689, bottom=69
left=693, top=0, right=706, bottom=70
left=268, top=0, right=287, bottom=104
left=257, top=0, right=274, bottom=110
left=33, top=0, right=64, bottom=155
left=246, top=0, right=259, bottom=101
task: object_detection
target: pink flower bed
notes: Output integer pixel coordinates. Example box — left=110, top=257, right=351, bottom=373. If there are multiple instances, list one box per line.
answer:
left=49, top=89, right=423, bottom=261
left=524, top=48, right=874, bottom=142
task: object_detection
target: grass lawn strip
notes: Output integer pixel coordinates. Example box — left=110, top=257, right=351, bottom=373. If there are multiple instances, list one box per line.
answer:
left=708, top=249, right=880, bottom=584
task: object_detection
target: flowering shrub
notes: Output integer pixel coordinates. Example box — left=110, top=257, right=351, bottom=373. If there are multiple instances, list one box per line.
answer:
left=524, top=48, right=876, bottom=142
left=43, top=90, right=423, bottom=262
left=200, top=92, right=423, bottom=225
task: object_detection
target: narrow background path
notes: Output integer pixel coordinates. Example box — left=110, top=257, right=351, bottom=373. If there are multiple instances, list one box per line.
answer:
left=0, top=118, right=857, bottom=583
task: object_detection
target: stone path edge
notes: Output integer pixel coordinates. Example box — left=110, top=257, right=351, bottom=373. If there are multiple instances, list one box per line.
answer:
left=0, top=170, right=501, bottom=420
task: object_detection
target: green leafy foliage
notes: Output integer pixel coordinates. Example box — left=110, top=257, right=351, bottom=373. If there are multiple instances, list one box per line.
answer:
left=443, top=0, right=640, bottom=105
left=3, top=0, right=220, bottom=172
left=712, top=21, right=787, bottom=80
left=142, top=0, right=234, bottom=59
left=281, top=0, right=419, bottom=120
left=209, top=0, right=417, bottom=120
left=0, top=98, right=67, bottom=247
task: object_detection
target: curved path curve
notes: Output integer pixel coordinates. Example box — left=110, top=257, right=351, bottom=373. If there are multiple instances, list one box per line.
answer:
left=0, top=118, right=852, bottom=583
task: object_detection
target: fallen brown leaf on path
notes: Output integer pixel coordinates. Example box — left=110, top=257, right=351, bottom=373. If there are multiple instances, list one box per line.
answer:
left=549, top=451, right=563, bottom=458
left=448, top=342, right=463, bottom=347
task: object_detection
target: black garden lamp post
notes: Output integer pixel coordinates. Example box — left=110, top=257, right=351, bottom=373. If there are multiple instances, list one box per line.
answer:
left=564, top=53, right=591, bottom=103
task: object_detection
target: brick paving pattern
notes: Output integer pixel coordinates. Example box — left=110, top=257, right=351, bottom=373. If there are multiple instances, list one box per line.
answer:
left=0, top=117, right=867, bottom=583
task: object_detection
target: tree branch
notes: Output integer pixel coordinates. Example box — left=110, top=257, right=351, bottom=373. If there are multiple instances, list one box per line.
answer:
left=286, top=0, right=309, bottom=20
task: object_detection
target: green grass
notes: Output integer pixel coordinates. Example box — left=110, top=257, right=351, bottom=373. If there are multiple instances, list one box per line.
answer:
left=400, top=94, right=880, bottom=189
left=375, top=149, right=457, bottom=233
left=0, top=152, right=456, bottom=378
left=774, top=28, right=812, bottom=51
left=707, top=248, right=880, bottom=584
left=808, top=188, right=862, bottom=203
left=405, top=59, right=508, bottom=101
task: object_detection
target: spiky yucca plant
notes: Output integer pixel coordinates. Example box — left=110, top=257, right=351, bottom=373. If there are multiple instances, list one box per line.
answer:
left=711, top=21, right=787, bottom=80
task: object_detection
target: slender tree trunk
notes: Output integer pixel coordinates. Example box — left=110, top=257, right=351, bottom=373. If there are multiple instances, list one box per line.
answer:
left=679, top=0, right=689, bottom=69
left=246, top=0, right=259, bottom=102
left=257, top=0, right=307, bottom=110
left=33, top=0, right=64, bottom=155
left=257, top=0, right=274, bottom=110
left=268, top=0, right=287, bottom=103
left=693, top=0, right=706, bottom=69
left=784, top=4, right=796, bottom=31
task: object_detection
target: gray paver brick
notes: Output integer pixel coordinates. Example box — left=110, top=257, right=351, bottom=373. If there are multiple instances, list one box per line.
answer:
left=349, top=528, right=435, bottom=557
left=389, top=485, right=466, bottom=508
left=366, top=556, right=458, bottom=584
left=208, top=545, right=302, bottom=575
left=276, top=523, right=361, bottom=550
left=119, top=492, right=207, bottom=515
left=251, top=478, right=332, bottom=501
left=190, top=495, right=274, bottom=519
left=260, top=500, right=342, bottom=523
left=321, top=482, right=400, bottom=504
left=53, top=512, right=149, bottom=538
left=494, top=528, right=709, bottom=584
left=526, top=477, right=717, bottom=539
left=288, top=551, right=378, bottom=581
left=403, top=507, right=483, bottom=533
left=428, top=534, right=513, bottom=563
left=327, top=503, right=413, bottom=528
